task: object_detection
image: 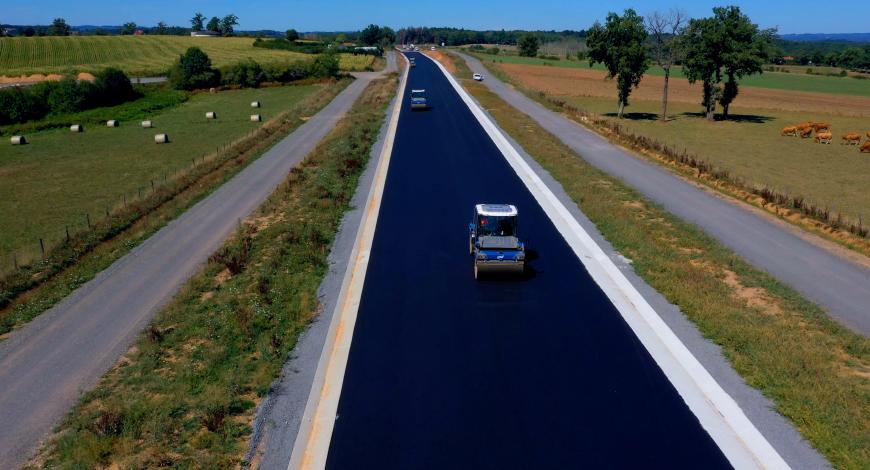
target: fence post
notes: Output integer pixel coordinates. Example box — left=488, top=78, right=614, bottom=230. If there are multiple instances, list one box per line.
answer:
left=66, top=226, right=70, bottom=241
left=86, top=213, right=91, bottom=228
left=39, top=238, right=45, bottom=258
left=106, top=206, right=110, bottom=217
left=124, top=194, right=127, bottom=207
left=151, top=180, right=155, bottom=192
left=13, top=252, right=18, bottom=270
left=139, top=187, right=142, bottom=199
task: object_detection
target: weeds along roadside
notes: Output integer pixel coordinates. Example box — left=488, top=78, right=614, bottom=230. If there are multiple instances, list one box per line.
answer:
left=26, top=72, right=398, bottom=470
left=466, top=52, right=870, bottom=258
left=441, top=51, right=870, bottom=469
left=0, top=78, right=351, bottom=337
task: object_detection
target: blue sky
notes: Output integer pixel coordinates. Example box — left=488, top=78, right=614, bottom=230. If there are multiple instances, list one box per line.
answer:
left=3, top=0, right=868, bottom=34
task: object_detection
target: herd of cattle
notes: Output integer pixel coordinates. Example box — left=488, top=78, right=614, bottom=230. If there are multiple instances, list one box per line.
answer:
left=781, top=122, right=870, bottom=152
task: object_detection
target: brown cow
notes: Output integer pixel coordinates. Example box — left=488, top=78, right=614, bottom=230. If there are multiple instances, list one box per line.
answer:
left=795, top=121, right=814, bottom=129
left=799, top=127, right=814, bottom=138
left=866, top=130, right=870, bottom=139
left=812, top=122, right=830, bottom=132
left=861, top=141, right=870, bottom=153
left=780, top=126, right=798, bottom=136
left=815, top=132, right=833, bottom=144
left=841, top=133, right=862, bottom=145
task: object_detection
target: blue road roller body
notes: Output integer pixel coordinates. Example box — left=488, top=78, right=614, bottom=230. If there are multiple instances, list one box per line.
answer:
left=468, top=204, right=525, bottom=279
left=410, top=89, right=427, bottom=110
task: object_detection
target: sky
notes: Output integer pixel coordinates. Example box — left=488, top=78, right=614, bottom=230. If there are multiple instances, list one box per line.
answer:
left=3, top=0, right=868, bottom=34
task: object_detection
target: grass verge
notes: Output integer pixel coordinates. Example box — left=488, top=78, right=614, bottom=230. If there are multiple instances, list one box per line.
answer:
left=26, top=71, right=397, bottom=469
left=467, top=53, right=870, bottom=258
left=0, top=79, right=350, bottom=337
left=446, top=51, right=870, bottom=469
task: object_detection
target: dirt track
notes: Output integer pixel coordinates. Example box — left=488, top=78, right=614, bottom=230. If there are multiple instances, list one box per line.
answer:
left=499, top=63, right=870, bottom=117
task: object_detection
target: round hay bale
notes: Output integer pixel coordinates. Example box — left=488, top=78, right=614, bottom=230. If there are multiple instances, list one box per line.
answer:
left=10, top=135, right=27, bottom=145
left=70, top=124, right=83, bottom=133
left=250, top=114, right=262, bottom=122
left=206, top=112, right=217, bottom=120
left=154, top=134, right=169, bottom=144
left=251, top=101, right=261, bottom=108
left=106, top=120, right=119, bottom=127
left=141, top=120, right=153, bottom=128
left=209, top=87, right=217, bottom=94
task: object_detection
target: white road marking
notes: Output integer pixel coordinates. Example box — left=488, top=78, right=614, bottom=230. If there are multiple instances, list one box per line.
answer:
left=287, top=54, right=409, bottom=470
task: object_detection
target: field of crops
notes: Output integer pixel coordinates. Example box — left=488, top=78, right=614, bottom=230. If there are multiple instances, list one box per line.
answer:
left=0, top=36, right=375, bottom=77
left=469, top=51, right=870, bottom=97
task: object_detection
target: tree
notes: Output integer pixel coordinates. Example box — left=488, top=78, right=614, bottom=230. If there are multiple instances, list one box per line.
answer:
left=169, top=47, right=220, bottom=90
left=380, top=26, right=396, bottom=48
left=646, top=9, right=686, bottom=122
left=220, top=14, right=239, bottom=36
left=285, top=29, right=299, bottom=42
left=586, top=9, right=649, bottom=118
left=155, top=22, right=169, bottom=35
left=207, top=16, right=221, bottom=33
left=23, top=27, right=36, bottom=37
left=360, top=24, right=382, bottom=46
left=120, top=22, right=138, bottom=35
left=50, top=18, right=71, bottom=36
left=94, top=67, right=135, bottom=105
left=191, top=13, right=206, bottom=32
left=682, top=6, right=773, bottom=120
left=517, top=33, right=539, bottom=57
left=309, top=51, right=339, bottom=78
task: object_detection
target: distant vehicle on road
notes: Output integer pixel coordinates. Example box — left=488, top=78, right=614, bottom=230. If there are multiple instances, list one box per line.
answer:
left=410, top=89, right=427, bottom=110
left=409, top=57, right=416, bottom=67
left=469, top=204, right=525, bottom=279
left=430, top=46, right=436, bottom=51
left=473, top=73, right=484, bottom=81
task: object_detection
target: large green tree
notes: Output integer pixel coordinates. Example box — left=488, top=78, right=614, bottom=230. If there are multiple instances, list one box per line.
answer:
left=169, top=47, right=220, bottom=90
left=50, top=18, right=71, bottom=36
left=682, top=6, right=774, bottom=120
left=517, top=33, right=539, bottom=57
left=586, top=9, right=649, bottom=118
left=207, top=16, right=221, bottom=33
left=190, top=13, right=206, bottom=32
left=120, top=22, right=138, bottom=35
left=220, top=14, right=239, bottom=36
left=285, top=29, right=300, bottom=42
left=360, top=24, right=382, bottom=45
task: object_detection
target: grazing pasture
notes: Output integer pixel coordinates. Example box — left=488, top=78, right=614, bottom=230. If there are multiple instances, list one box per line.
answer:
left=0, top=36, right=374, bottom=77
left=491, top=61, right=870, bottom=224
left=0, top=83, right=324, bottom=261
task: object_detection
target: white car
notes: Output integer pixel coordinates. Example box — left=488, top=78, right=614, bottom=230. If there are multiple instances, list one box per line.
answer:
left=473, top=73, right=484, bottom=81
left=430, top=46, right=436, bottom=51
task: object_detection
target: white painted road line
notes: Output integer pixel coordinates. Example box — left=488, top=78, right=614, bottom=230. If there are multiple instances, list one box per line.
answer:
left=426, top=53, right=789, bottom=470
left=287, top=56, right=409, bottom=470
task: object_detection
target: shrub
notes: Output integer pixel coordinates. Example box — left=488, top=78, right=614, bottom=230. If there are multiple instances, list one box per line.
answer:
left=94, top=67, right=137, bottom=106
left=0, top=88, right=47, bottom=125
left=47, top=78, right=94, bottom=114
left=309, top=52, right=340, bottom=78
left=264, top=60, right=311, bottom=83
left=169, top=47, right=220, bottom=91
left=222, top=60, right=265, bottom=88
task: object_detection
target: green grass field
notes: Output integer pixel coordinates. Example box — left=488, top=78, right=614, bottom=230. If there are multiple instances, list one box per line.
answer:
left=0, top=84, right=323, bottom=261
left=553, top=95, right=870, bottom=221
left=467, top=51, right=870, bottom=97
left=0, top=36, right=374, bottom=76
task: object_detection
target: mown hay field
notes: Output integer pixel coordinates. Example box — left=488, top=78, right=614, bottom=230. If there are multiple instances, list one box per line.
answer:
left=0, top=36, right=374, bottom=77
left=494, top=61, right=870, bottom=221
left=471, top=52, right=870, bottom=97
left=0, top=83, right=325, bottom=261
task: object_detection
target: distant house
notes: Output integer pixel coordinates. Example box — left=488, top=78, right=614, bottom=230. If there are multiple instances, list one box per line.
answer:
left=134, top=30, right=144, bottom=36
left=340, top=41, right=357, bottom=47
left=190, top=31, right=220, bottom=38
left=782, top=56, right=795, bottom=62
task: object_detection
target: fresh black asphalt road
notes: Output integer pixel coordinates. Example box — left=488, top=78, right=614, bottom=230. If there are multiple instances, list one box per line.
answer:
left=325, top=52, right=732, bottom=469
left=458, top=52, right=870, bottom=336
left=0, top=68, right=389, bottom=469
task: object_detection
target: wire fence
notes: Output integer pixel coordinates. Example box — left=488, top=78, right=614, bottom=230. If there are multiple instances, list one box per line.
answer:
left=1, top=128, right=263, bottom=278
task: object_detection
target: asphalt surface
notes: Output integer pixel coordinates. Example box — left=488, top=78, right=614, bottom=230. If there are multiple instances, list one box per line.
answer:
left=459, top=52, right=870, bottom=336
left=0, top=70, right=386, bottom=469
left=324, top=51, right=731, bottom=469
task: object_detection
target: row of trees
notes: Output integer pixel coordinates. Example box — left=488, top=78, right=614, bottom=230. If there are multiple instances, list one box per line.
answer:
left=0, top=68, right=137, bottom=125
left=396, top=27, right=586, bottom=47
left=190, top=13, right=239, bottom=36
left=586, top=6, right=774, bottom=121
left=168, top=47, right=340, bottom=91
